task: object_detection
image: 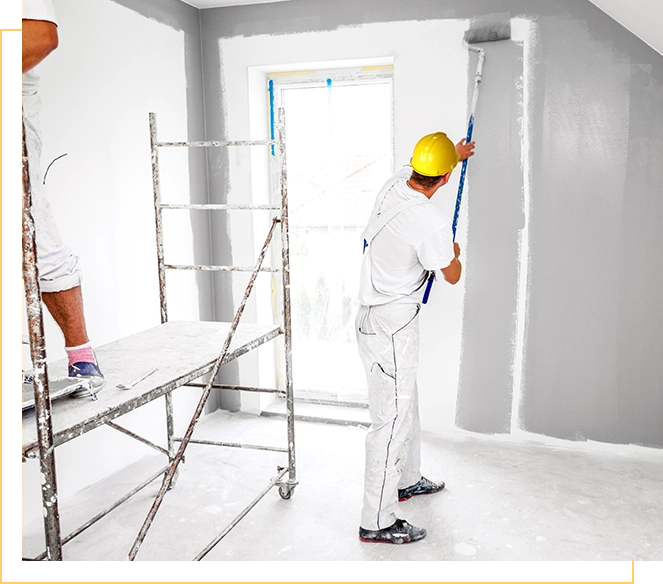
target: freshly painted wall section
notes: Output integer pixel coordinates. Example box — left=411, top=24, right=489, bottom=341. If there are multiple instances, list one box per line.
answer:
left=455, top=39, right=524, bottom=434
left=522, top=14, right=663, bottom=447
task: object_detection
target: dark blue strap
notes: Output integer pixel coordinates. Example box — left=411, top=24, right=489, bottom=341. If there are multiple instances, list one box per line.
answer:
left=422, top=272, right=435, bottom=304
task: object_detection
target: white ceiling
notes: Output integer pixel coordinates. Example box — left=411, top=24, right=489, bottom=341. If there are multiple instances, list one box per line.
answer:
left=587, top=0, right=663, bottom=54
left=183, top=0, right=662, bottom=55
left=182, top=0, right=293, bottom=8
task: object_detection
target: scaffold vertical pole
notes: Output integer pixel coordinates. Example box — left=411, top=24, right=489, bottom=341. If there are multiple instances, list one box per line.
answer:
left=149, top=112, right=168, bottom=324
left=22, top=121, right=63, bottom=561
left=150, top=113, right=177, bottom=488
left=164, top=383, right=177, bottom=489
left=277, top=108, right=297, bottom=490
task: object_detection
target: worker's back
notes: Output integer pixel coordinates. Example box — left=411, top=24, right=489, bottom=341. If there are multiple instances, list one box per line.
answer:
left=359, top=166, right=454, bottom=306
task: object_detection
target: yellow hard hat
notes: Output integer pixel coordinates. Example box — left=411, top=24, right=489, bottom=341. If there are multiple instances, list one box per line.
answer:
left=410, top=132, right=460, bottom=177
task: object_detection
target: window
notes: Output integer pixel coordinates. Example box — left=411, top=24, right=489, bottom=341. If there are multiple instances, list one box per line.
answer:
left=269, top=66, right=393, bottom=403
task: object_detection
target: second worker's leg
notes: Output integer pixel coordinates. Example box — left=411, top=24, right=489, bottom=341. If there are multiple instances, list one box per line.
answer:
left=42, top=285, right=88, bottom=347
left=24, top=111, right=103, bottom=395
left=42, top=286, right=104, bottom=394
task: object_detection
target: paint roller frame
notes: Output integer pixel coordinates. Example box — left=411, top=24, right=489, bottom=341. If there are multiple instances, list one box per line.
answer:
left=422, top=17, right=511, bottom=304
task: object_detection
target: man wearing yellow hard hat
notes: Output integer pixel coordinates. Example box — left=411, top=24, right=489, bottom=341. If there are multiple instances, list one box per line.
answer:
left=356, top=132, right=474, bottom=544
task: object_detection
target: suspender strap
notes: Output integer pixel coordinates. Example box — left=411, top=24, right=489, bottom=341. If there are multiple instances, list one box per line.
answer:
left=360, top=174, right=435, bottom=304
left=421, top=272, right=435, bottom=304
left=362, top=198, right=427, bottom=250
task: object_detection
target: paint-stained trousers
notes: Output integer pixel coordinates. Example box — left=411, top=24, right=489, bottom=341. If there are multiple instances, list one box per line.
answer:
left=23, top=99, right=82, bottom=293
left=356, top=301, right=422, bottom=531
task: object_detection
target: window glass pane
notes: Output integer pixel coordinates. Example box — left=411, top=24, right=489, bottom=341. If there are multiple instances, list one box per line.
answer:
left=282, top=79, right=392, bottom=400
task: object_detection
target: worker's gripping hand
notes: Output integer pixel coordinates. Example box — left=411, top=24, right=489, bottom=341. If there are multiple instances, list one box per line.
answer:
left=441, top=242, right=462, bottom=285
left=456, top=139, right=475, bottom=162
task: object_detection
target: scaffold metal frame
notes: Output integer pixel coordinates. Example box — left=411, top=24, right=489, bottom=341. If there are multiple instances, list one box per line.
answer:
left=21, top=108, right=297, bottom=561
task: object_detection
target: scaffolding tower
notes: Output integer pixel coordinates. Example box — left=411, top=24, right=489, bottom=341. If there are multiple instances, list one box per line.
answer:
left=21, top=108, right=296, bottom=561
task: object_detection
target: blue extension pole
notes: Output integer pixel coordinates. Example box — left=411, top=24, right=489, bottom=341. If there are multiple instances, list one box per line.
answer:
left=451, top=114, right=475, bottom=241
left=453, top=43, right=485, bottom=240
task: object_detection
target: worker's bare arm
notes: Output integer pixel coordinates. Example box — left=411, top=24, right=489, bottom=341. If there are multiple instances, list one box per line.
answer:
left=22, top=20, right=58, bottom=73
left=441, top=242, right=462, bottom=285
left=455, top=139, right=475, bottom=162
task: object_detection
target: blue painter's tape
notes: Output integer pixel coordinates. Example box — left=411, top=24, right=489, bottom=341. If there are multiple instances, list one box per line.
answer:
left=327, top=78, right=333, bottom=136
left=268, top=78, right=275, bottom=156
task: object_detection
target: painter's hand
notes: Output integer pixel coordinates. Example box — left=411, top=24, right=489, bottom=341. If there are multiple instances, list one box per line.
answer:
left=456, top=139, right=475, bottom=161
left=442, top=242, right=463, bottom=285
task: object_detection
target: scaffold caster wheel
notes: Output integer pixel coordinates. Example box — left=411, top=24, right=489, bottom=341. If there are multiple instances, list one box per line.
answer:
left=278, top=484, right=293, bottom=500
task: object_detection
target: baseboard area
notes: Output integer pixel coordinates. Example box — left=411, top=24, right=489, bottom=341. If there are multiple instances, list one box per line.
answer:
left=261, top=399, right=370, bottom=427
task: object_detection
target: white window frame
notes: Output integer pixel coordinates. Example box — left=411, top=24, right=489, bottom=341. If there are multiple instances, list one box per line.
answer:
left=266, top=65, right=395, bottom=405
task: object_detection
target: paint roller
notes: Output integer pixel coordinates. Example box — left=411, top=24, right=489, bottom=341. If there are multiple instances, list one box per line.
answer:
left=422, top=17, right=512, bottom=304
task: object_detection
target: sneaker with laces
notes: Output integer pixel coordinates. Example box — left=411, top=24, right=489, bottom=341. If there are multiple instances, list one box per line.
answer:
left=68, top=362, right=105, bottom=398
left=398, top=476, right=445, bottom=501
left=359, top=518, right=426, bottom=544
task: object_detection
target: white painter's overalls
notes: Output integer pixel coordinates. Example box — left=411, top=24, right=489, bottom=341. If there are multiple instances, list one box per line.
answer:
left=355, top=182, right=429, bottom=531
left=23, top=65, right=82, bottom=293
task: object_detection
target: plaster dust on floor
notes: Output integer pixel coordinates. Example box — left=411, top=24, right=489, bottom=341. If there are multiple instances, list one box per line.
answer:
left=21, top=410, right=663, bottom=564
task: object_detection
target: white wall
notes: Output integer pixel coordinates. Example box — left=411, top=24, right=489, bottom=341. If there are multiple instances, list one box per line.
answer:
left=218, top=19, right=471, bottom=432
left=22, top=0, right=203, bottom=525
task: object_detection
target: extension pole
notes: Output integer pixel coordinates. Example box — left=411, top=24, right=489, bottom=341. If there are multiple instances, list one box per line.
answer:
left=452, top=42, right=485, bottom=241
left=422, top=43, right=485, bottom=305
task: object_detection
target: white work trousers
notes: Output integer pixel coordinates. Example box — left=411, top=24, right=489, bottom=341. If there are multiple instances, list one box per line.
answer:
left=23, top=103, right=82, bottom=293
left=356, top=301, right=422, bottom=531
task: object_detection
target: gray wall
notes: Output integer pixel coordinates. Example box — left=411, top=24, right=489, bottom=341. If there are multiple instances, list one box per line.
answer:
left=111, top=0, right=240, bottom=410
left=523, top=7, right=663, bottom=447
left=112, top=0, right=213, bottom=322
left=198, top=0, right=663, bottom=447
left=455, top=38, right=524, bottom=434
